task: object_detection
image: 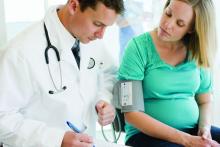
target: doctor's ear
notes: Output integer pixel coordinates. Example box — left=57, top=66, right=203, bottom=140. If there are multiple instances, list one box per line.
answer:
left=67, top=0, right=80, bottom=15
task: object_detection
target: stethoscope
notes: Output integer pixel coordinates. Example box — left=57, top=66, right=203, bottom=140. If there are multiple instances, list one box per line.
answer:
left=44, top=23, right=67, bottom=94
left=44, top=23, right=98, bottom=94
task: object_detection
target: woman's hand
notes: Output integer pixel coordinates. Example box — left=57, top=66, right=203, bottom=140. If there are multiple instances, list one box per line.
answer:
left=184, top=135, right=209, bottom=147
left=183, top=134, right=219, bottom=147
left=207, top=139, right=220, bottom=147
left=197, top=127, right=220, bottom=146
left=198, top=127, right=212, bottom=140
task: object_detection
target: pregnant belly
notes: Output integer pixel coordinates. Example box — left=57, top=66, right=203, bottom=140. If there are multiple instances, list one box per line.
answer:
left=144, top=98, right=199, bottom=129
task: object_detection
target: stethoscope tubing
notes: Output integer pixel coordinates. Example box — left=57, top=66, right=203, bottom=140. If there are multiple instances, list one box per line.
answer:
left=43, top=23, right=99, bottom=94
left=44, top=23, right=66, bottom=94
left=44, top=23, right=60, bottom=64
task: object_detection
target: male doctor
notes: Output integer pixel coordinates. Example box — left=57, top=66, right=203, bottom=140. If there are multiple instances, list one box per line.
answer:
left=0, top=0, right=124, bottom=147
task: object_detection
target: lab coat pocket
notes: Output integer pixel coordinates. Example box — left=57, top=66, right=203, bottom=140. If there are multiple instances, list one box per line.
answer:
left=80, top=59, right=103, bottom=102
left=41, top=81, right=84, bottom=124
left=42, top=61, right=83, bottom=112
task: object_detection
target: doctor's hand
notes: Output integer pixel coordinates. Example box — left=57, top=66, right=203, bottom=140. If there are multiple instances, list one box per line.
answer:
left=61, top=131, right=93, bottom=147
left=95, top=100, right=115, bottom=126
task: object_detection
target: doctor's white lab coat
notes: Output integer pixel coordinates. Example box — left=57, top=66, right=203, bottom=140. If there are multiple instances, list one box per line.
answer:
left=0, top=6, right=118, bottom=147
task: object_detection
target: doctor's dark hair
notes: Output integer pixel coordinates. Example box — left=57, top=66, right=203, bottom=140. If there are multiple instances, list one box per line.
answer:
left=78, top=0, right=124, bottom=14
left=164, top=0, right=216, bottom=67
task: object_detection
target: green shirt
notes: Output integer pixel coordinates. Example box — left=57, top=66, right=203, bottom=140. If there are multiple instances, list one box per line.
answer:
left=118, top=32, right=212, bottom=142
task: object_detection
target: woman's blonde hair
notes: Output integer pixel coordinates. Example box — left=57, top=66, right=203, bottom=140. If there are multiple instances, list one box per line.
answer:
left=164, top=0, right=217, bottom=67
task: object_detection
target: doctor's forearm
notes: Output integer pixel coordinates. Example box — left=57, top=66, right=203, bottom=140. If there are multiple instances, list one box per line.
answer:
left=97, top=66, right=117, bottom=103
left=124, top=112, right=190, bottom=146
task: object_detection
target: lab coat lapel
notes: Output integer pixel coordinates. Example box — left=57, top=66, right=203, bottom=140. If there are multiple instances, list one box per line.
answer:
left=44, top=7, right=80, bottom=71
left=79, top=44, right=98, bottom=103
left=78, top=46, right=90, bottom=101
left=79, top=47, right=98, bottom=131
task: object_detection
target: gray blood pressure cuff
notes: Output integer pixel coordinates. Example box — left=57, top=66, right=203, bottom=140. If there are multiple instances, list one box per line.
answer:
left=113, top=80, right=144, bottom=113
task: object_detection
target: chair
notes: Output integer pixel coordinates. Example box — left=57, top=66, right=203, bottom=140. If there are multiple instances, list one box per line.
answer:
left=112, top=108, right=125, bottom=133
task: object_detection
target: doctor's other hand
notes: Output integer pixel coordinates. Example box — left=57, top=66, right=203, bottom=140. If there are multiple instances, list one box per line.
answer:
left=61, top=131, right=93, bottom=147
left=95, top=100, right=115, bottom=126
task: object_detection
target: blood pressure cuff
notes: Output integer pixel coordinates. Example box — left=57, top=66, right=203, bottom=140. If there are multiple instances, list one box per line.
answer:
left=113, top=80, right=144, bottom=113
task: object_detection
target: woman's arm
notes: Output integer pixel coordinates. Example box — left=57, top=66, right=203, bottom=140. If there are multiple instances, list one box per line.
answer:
left=124, top=111, right=214, bottom=146
left=196, top=93, right=212, bottom=139
left=125, top=111, right=189, bottom=145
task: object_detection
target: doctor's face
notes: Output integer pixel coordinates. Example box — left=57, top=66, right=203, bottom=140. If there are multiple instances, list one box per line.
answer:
left=69, top=2, right=118, bottom=44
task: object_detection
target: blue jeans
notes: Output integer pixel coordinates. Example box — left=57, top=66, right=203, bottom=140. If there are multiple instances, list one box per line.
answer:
left=126, top=126, right=220, bottom=147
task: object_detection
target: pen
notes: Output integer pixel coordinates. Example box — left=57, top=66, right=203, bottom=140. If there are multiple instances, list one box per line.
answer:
left=66, top=121, right=95, bottom=147
left=66, top=121, right=81, bottom=133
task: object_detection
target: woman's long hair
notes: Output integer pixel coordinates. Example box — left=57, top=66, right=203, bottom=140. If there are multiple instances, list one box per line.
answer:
left=164, top=0, right=217, bottom=67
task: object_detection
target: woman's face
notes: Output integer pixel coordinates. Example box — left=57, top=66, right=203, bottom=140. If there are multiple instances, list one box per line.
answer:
left=157, top=0, right=194, bottom=42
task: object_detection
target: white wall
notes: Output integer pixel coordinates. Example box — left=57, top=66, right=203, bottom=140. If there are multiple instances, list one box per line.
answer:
left=102, top=24, right=120, bottom=64
left=0, top=0, right=6, bottom=48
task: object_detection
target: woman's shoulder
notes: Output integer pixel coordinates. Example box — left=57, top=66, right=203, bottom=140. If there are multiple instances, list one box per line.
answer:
left=132, top=32, right=152, bottom=43
left=128, top=31, right=156, bottom=59
left=128, top=32, right=153, bottom=51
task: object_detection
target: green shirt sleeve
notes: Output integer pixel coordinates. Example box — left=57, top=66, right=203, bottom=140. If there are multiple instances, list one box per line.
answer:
left=196, top=68, right=212, bottom=94
left=118, top=36, right=148, bottom=80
